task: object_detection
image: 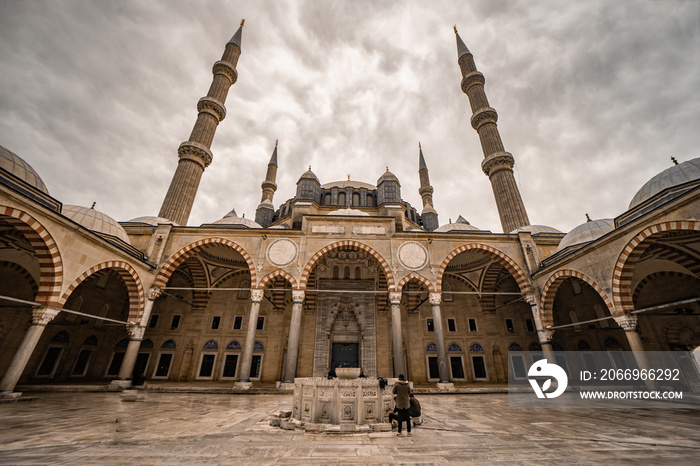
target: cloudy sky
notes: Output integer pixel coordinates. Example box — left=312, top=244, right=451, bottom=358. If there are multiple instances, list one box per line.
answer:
left=1, top=0, right=698, bottom=233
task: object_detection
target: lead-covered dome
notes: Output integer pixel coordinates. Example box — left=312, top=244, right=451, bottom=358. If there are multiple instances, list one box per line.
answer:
left=328, top=207, right=370, bottom=217
left=435, top=216, right=481, bottom=232
left=126, top=216, right=178, bottom=226
left=377, top=168, right=400, bottom=185
left=0, top=145, right=49, bottom=194
left=629, top=157, right=700, bottom=209
left=63, top=205, right=130, bottom=244
left=556, top=218, right=614, bottom=252
left=510, top=225, right=563, bottom=235
left=210, top=209, right=262, bottom=228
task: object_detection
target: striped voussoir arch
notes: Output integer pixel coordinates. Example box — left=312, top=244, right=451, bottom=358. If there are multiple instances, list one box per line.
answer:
left=184, top=256, right=209, bottom=312
left=259, top=269, right=298, bottom=289
left=540, top=270, right=615, bottom=327
left=632, top=271, right=700, bottom=305
left=479, top=261, right=505, bottom=313
left=154, top=238, right=256, bottom=289
left=613, top=220, right=700, bottom=313
left=0, top=206, right=62, bottom=306
left=59, top=261, right=144, bottom=322
left=644, top=243, right=700, bottom=277
left=397, top=272, right=435, bottom=293
left=0, top=261, right=39, bottom=297
left=299, top=241, right=395, bottom=290
left=436, top=244, right=532, bottom=295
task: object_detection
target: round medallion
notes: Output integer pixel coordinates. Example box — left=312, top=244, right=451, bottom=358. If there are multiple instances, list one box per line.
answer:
left=266, top=238, right=298, bottom=267
left=398, top=241, right=428, bottom=270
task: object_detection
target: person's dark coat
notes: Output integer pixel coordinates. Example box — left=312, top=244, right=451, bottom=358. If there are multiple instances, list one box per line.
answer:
left=392, top=379, right=411, bottom=409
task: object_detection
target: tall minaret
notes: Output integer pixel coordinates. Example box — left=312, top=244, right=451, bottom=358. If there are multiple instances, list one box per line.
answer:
left=255, top=141, right=278, bottom=227
left=158, top=21, right=245, bottom=225
left=454, top=27, right=530, bottom=233
left=418, top=142, right=439, bottom=231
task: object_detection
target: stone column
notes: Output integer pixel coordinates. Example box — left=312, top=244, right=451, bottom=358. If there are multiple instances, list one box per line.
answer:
left=538, top=329, right=556, bottom=364
left=389, top=292, right=406, bottom=378
left=0, top=307, right=60, bottom=396
left=238, top=289, right=263, bottom=384
left=113, top=288, right=159, bottom=387
left=613, top=314, right=658, bottom=390
left=429, top=293, right=450, bottom=383
left=117, top=324, right=146, bottom=380
left=282, top=290, right=305, bottom=383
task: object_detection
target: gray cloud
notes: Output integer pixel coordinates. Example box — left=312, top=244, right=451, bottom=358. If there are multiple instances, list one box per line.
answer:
left=0, top=0, right=698, bottom=233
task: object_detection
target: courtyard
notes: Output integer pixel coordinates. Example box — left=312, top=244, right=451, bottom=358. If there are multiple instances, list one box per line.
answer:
left=0, top=392, right=698, bottom=464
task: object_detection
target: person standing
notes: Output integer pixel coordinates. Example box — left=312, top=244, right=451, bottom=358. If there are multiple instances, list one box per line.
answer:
left=392, top=374, right=412, bottom=437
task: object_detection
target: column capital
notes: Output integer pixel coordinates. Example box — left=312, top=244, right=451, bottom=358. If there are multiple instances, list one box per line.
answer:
left=127, top=324, right=146, bottom=340
left=429, top=292, right=442, bottom=305
left=292, top=290, right=305, bottom=303
left=148, top=287, right=162, bottom=301
left=30, top=308, right=60, bottom=326
left=613, top=314, right=638, bottom=332
left=389, top=292, right=402, bottom=305
left=250, top=289, right=264, bottom=302
left=524, top=293, right=537, bottom=306
left=538, top=328, right=554, bottom=343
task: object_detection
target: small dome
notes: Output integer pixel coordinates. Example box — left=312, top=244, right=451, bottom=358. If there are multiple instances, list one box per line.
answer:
left=629, top=157, right=700, bottom=209
left=210, top=209, right=262, bottom=228
left=298, top=167, right=320, bottom=184
left=0, top=145, right=49, bottom=194
left=435, top=216, right=480, bottom=232
left=377, top=168, right=400, bottom=185
left=510, top=225, right=563, bottom=235
left=63, top=205, right=130, bottom=244
left=126, top=216, right=178, bottom=226
left=328, top=207, right=370, bottom=217
left=557, top=218, right=614, bottom=252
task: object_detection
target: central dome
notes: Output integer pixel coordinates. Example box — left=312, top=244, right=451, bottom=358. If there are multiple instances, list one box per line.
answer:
left=321, top=180, right=376, bottom=190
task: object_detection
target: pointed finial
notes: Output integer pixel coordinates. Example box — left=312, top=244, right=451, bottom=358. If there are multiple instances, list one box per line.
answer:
left=419, top=141, right=422, bottom=149
left=453, top=25, right=458, bottom=34
left=240, top=19, right=245, bottom=27
left=347, top=174, right=351, bottom=181
left=275, top=139, right=278, bottom=147
left=585, top=213, right=592, bottom=222
left=242, top=213, right=245, bottom=218
left=90, top=202, right=96, bottom=210
left=449, top=218, right=452, bottom=224
left=386, top=166, right=389, bottom=172
left=671, top=156, right=678, bottom=166
left=309, top=165, right=312, bottom=171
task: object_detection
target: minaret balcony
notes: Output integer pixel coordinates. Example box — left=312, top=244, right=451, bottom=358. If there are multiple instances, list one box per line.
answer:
left=481, top=151, right=515, bottom=177
left=197, top=96, right=226, bottom=122
left=212, top=60, right=238, bottom=84
left=470, top=107, right=498, bottom=130
left=177, top=141, right=214, bottom=168
left=461, top=71, right=485, bottom=93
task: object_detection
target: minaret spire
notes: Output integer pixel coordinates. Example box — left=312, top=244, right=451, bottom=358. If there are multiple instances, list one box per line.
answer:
left=158, top=21, right=245, bottom=225
left=255, top=141, right=279, bottom=227
left=418, top=142, right=439, bottom=231
left=454, top=27, right=530, bottom=233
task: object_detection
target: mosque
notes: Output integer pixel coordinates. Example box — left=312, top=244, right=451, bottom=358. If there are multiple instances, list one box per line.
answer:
left=1, top=22, right=699, bottom=395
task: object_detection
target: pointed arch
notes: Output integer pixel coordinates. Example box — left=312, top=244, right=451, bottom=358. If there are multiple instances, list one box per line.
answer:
left=540, top=270, right=614, bottom=327
left=0, top=206, right=62, bottom=306
left=397, top=272, right=435, bottom=292
left=612, top=221, right=700, bottom=314
left=59, top=261, right=144, bottom=323
left=436, top=244, right=532, bottom=295
left=154, top=238, right=256, bottom=289
left=0, top=261, right=38, bottom=297
left=299, top=241, right=395, bottom=290
left=259, top=269, right=298, bottom=289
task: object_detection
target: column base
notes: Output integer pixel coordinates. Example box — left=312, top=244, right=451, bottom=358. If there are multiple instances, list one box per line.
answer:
left=436, top=383, right=456, bottom=391
left=234, top=381, right=253, bottom=390
left=0, top=391, right=22, bottom=399
left=278, top=382, right=295, bottom=391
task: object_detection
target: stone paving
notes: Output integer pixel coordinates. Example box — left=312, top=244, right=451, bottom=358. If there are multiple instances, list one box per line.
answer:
left=0, top=392, right=698, bottom=465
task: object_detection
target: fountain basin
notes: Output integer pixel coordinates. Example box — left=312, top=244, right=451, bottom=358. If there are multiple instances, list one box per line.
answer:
left=335, top=367, right=361, bottom=379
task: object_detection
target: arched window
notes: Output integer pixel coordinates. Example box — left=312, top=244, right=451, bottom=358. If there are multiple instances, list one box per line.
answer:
left=333, top=266, right=339, bottom=279
left=203, top=340, right=219, bottom=350
left=367, top=194, right=374, bottom=207
left=344, top=266, right=351, bottom=279
left=469, top=342, right=484, bottom=352
left=355, top=266, right=361, bottom=279
left=338, top=192, right=346, bottom=206
left=352, top=192, right=360, bottom=206
left=443, top=283, right=453, bottom=302
left=226, top=341, right=241, bottom=350
left=448, top=343, right=463, bottom=352
left=426, top=342, right=437, bottom=352
left=508, top=342, right=523, bottom=351
left=324, top=193, right=331, bottom=205
left=161, top=339, right=177, bottom=349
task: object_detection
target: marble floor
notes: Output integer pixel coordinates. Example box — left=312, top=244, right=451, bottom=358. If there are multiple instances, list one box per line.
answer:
left=0, top=392, right=698, bottom=465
